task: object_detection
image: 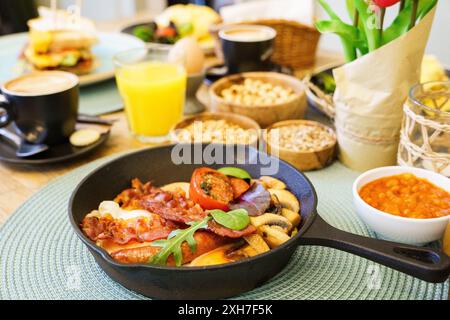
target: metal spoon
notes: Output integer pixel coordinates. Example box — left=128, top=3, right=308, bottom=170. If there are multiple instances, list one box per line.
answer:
left=0, top=128, right=49, bottom=158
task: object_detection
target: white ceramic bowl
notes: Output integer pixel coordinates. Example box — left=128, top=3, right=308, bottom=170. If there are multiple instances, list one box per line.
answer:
left=353, top=166, right=450, bottom=246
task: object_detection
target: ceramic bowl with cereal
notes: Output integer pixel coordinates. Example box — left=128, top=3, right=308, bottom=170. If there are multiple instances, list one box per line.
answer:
left=209, top=72, right=307, bottom=127
left=170, top=112, right=260, bottom=145
left=264, top=120, right=337, bottom=171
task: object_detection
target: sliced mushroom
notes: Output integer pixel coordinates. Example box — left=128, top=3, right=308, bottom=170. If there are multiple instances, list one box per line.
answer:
left=259, top=176, right=286, bottom=190
left=258, top=225, right=291, bottom=248
left=161, top=182, right=190, bottom=197
left=271, top=226, right=287, bottom=234
left=250, top=213, right=292, bottom=233
left=281, top=208, right=301, bottom=227
left=244, top=234, right=270, bottom=254
left=268, top=189, right=300, bottom=213
left=266, top=194, right=282, bottom=215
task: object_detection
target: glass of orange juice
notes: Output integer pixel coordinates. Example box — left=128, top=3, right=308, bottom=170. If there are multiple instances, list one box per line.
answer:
left=114, top=45, right=186, bottom=143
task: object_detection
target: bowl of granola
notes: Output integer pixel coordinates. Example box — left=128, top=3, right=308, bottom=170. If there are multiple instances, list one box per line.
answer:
left=209, top=72, right=307, bottom=127
left=264, top=120, right=337, bottom=171
left=170, top=112, right=260, bottom=145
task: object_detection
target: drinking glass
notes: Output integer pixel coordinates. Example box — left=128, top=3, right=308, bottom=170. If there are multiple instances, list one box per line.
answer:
left=114, top=45, right=186, bottom=143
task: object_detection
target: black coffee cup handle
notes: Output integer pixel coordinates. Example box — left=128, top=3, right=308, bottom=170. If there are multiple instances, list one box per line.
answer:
left=0, top=94, right=12, bottom=128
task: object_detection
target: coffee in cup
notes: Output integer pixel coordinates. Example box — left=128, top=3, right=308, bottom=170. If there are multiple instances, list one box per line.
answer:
left=219, top=25, right=276, bottom=74
left=0, top=71, right=79, bottom=145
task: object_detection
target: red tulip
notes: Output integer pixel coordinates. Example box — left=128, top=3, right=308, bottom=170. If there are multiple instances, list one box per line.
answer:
left=373, top=0, right=401, bottom=8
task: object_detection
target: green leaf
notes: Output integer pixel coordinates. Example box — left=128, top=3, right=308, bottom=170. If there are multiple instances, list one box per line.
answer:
left=346, top=0, right=356, bottom=22
left=217, top=167, right=252, bottom=180
left=149, top=216, right=211, bottom=266
left=382, top=0, right=437, bottom=45
left=354, top=0, right=381, bottom=51
left=133, top=25, right=154, bottom=42
left=417, top=0, right=437, bottom=20
left=345, top=0, right=369, bottom=54
left=318, top=0, right=341, bottom=20
left=150, top=240, right=168, bottom=247
left=208, top=208, right=250, bottom=231
left=382, top=0, right=413, bottom=44
left=315, top=20, right=367, bottom=52
left=316, top=0, right=358, bottom=62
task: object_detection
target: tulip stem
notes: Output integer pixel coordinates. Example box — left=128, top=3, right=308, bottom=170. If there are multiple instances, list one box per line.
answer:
left=379, top=7, right=386, bottom=42
left=352, top=8, right=359, bottom=57
left=399, top=0, right=405, bottom=12
left=353, top=9, right=359, bottom=27
left=409, top=0, right=419, bottom=30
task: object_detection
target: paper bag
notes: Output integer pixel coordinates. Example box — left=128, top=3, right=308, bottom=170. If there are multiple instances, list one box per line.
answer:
left=332, top=8, right=437, bottom=172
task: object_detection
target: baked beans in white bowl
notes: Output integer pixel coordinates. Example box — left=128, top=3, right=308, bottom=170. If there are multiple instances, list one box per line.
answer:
left=353, top=166, right=450, bottom=245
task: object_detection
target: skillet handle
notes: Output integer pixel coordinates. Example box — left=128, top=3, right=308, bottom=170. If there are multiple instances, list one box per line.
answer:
left=299, top=214, right=450, bottom=283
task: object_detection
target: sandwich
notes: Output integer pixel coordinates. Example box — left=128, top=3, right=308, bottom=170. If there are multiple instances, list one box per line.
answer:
left=24, top=7, right=98, bottom=75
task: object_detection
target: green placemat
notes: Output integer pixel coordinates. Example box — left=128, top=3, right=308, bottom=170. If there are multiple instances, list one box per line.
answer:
left=79, top=79, right=123, bottom=116
left=0, top=154, right=448, bottom=300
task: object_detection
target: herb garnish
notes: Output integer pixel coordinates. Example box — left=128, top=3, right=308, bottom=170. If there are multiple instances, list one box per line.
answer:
left=148, top=208, right=250, bottom=266
left=207, top=208, right=250, bottom=231
left=150, top=216, right=211, bottom=266
left=200, top=181, right=211, bottom=195
left=217, top=167, right=252, bottom=181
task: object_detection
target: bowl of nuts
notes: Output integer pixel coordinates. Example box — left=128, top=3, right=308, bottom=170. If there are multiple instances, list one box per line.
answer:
left=170, top=112, right=260, bottom=145
left=209, top=72, right=307, bottom=127
left=264, top=120, right=337, bottom=171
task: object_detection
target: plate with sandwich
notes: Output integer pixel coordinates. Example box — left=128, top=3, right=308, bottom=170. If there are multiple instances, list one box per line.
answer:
left=121, top=4, right=220, bottom=55
left=0, top=7, right=144, bottom=86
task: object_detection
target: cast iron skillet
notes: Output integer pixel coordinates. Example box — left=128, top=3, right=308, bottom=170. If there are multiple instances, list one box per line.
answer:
left=69, top=144, right=450, bottom=299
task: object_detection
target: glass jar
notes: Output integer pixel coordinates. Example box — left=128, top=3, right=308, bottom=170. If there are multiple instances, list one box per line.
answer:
left=398, top=81, right=450, bottom=176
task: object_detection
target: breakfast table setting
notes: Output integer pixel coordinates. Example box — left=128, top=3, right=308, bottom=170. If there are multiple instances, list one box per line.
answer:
left=0, top=0, right=449, bottom=301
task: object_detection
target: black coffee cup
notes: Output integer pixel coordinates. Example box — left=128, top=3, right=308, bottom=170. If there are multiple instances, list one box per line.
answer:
left=219, top=25, right=276, bottom=74
left=0, top=71, right=79, bottom=145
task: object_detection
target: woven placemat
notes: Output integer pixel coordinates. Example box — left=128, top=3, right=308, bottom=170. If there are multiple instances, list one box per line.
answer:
left=0, top=154, right=448, bottom=300
left=79, top=79, right=123, bottom=116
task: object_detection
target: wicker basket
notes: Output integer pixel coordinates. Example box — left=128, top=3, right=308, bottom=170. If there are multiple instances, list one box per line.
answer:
left=209, top=72, right=307, bottom=127
left=253, top=19, right=320, bottom=69
left=210, top=19, right=320, bottom=70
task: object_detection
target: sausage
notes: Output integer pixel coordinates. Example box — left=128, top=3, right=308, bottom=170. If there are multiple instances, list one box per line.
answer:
left=208, top=220, right=257, bottom=238
left=111, top=231, right=230, bottom=265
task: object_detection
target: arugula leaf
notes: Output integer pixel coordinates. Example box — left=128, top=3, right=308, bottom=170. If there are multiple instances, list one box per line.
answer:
left=149, top=217, right=211, bottom=266
left=217, top=167, right=252, bottom=180
left=208, top=208, right=250, bottom=231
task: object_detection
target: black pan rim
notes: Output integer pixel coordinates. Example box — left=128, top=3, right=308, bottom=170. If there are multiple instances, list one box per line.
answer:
left=68, top=143, right=319, bottom=272
left=0, top=131, right=110, bottom=165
